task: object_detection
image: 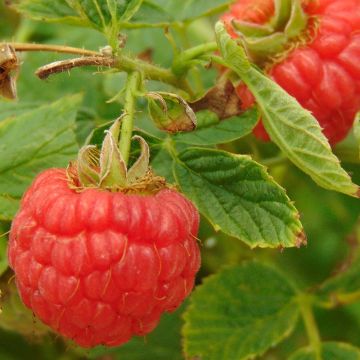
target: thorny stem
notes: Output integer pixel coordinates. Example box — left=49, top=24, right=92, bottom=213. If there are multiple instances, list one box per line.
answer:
left=9, top=42, right=100, bottom=56
left=119, top=71, right=141, bottom=166
left=12, top=41, right=193, bottom=94
left=298, top=294, right=322, bottom=360
left=36, top=56, right=115, bottom=79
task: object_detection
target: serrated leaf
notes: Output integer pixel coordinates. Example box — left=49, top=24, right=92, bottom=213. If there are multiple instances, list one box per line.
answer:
left=289, top=342, right=360, bottom=360
left=13, top=0, right=82, bottom=26
left=86, top=305, right=185, bottom=360
left=133, top=0, right=233, bottom=23
left=0, top=95, right=80, bottom=220
left=174, top=108, right=258, bottom=146
left=183, top=262, right=300, bottom=360
left=173, top=147, right=304, bottom=248
left=13, top=0, right=142, bottom=33
left=215, top=22, right=359, bottom=197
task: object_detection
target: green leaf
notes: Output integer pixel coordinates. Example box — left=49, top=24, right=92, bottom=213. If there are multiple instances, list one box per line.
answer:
left=289, top=342, right=360, bottom=360
left=173, top=147, right=304, bottom=248
left=120, top=0, right=144, bottom=21
left=174, top=108, right=258, bottom=146
left=133, top=0, right=233, bottom=23
left=183, top=262, right=300, bottom=360
left=317, top=224, right=360, bottom=307
left=86, top=305, right=185, bottom=359
left=13, top=0, right=82, bottom=25
left=13, top=0, right=144, bottom=34
left=215, top=22, right=359, bottom=198
left=354, top=112, right=360, bottom=159
left=0, top=102, right=42, bottom=123
left=0, top=95, right=81, bottom=220
left=151, top=147, right=175, bottom=182
left=0, top=222, right=8, bottom=276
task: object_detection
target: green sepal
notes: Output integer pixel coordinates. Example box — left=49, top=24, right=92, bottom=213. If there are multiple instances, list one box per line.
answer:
left=269, top=0, right=292, bottom=29
left=99, top=120, right=128, bottom=187
left=231, top=0, right=308, bottom=62
left=285, top=0, right=307, bottom=38
left=232, top=20, right=274, bottom=37
left=127, top=135, right=150, bottom=183
left=244, top=32, right=288, bottom=59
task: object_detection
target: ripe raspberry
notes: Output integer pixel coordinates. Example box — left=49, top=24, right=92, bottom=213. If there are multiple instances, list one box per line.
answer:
left=223, top=0, right=360, bottom=144
left=8, top=168, right=200, bottom=348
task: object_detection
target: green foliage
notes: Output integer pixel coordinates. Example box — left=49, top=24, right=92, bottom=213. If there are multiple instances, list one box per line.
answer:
left=317, top=226, right=360, bottom=307
left=0, top=95, right=80, bottom=220
left=14, top=0, right=142, bottom=28
left=132, top=0, right=233, bottom=23
left=289, top=342, right=360, bottom=360
left=86, top=306, right=184, bottom=359
left=174, top=108, right=258, bottom=145
left=215, top=22, right=359, bottom=197
left=355, top=112, right=360, bottom=158
left=174, top=147, right=303, bottom=248
left=0, top=223, right=8, bottom=276
left=183, top=262, right=300, bottom=360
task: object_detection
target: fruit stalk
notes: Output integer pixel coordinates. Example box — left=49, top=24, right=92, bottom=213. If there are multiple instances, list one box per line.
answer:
left=119, top=71, right=141, bottom=166
left=298, top=294, right=322, bottom=360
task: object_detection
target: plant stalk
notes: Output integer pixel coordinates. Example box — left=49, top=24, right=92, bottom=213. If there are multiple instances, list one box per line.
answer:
left=298, top=294, right=322, bottom=360
left=9, top=42, right=100, bottom=56
left=119, top=71, right=141, bottom=166
left=10, top=42, right=194, bottom=95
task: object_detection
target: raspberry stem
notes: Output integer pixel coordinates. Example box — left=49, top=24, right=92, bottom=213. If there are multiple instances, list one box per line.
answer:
left=9, top=42, right=100, bottom=56
left=119, top=71, right=141, bottom=166
left=298, top=294, right=322, bottom=360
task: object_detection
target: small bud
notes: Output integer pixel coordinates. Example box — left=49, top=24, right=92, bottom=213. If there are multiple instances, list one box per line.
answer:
left=147, top=92, right=196, bottom=133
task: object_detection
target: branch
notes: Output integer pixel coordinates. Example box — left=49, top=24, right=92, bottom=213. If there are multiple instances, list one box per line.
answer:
left=9, top=42, right=100, bottom=56
left=35, top=56, right=115, bottom=79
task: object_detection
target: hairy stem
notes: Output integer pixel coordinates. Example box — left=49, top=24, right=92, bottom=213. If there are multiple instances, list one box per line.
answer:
left=298, top=294, right=322, bottom=360
left=9, top=42, right=100, bottom=56
left=22, top=40, right=193, bottom=94
left=172, top=41, right=218, bottom=76
left=119, top=72, right=141, bottom=166
left=36, top=56, right=115, bottom=79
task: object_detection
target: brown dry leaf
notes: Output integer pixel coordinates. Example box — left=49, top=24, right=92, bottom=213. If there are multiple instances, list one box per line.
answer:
left=191, top=78, right=243, bottom=119
left=0, top=44, right=19, bottom=99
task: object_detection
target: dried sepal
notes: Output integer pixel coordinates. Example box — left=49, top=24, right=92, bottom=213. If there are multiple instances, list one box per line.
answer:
left=77, top=145, right=100, bottom=187
left=191, top=77, right=243, bottom=119
left=0, top=44, right=19, bottom=100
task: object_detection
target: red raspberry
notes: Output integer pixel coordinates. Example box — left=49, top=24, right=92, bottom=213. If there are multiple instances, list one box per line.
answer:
left=223, top=0, right=360, bottom=145
left=8, top=168, right=200, bottom=348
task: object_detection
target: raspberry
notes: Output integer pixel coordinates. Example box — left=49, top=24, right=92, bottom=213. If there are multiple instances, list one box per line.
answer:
left=8, top=168, right=200, bottom=348
left=223, top=0, right=360, bottom=144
